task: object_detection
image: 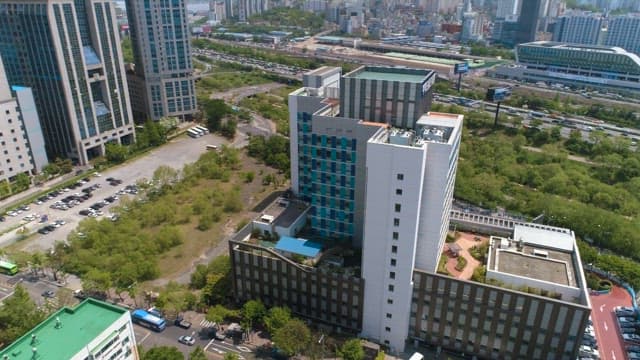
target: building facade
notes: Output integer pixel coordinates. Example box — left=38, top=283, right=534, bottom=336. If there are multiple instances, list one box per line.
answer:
left=491, top=41, right=640, bottom=93
left=605, top=15, right=640, bottom=55
left=496, top=0, right=519, bottom=18
left=0, top=299, right=138, bottom=360
left=230, top=66, right=589, bottom=359
left=0, top=0, right=135, bottom=165
left=0, top=56, right=47, bottom=181
left=515, top=0, right=543, bottom=44
left=552, top=12, right=603, bottom=45
left=340, top=67, right=435, bottom=129
left=126, top=0, right=197, bottom=121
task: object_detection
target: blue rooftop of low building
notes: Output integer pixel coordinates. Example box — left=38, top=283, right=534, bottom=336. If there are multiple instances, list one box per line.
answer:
left=275, top=236, right=322, bottom=258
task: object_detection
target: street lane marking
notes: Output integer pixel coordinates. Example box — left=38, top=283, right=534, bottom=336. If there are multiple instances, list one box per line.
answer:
left=236, top=346, right=251, bottom=353
left=138, top=331, right=151, bottom=344
left=600, top=304, right=606, bottom=312
left=204, top=339, right=215, bottom=352
left=604, top=322, right=608, bottom=331
left=611, top=350, right=616, bottom=360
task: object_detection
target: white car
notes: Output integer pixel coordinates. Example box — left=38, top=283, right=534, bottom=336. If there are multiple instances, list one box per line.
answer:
left=178, top=335, right=195, bottom=346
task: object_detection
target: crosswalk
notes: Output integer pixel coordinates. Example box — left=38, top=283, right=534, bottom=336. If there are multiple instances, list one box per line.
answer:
left=199, top=319, right=217, bottom=328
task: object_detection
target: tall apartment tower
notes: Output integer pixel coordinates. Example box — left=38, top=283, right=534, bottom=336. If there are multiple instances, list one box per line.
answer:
left=126, top=0, right=197, bottom=122
left=0, top=56, right=48, bottom=180
left=496, top=0, right=519, bottom=18
left=0, top=0, right=135, bottom=165
left=516, top=0, right=544, bottom=44
left=552, top=11, right=603, bottom=45
left=605, top=15, right=640, bottom=55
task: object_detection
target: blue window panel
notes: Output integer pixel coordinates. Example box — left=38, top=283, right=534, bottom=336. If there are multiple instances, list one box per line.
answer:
left=330, top=187, right=336, bottom=196
left=331, top=162, right=336, bottom=172
left=351, top=139, right=357, bottom=150
left=350, top=190, right=355, bottom=200
left=331, top=136, right=336, bottom=148
left=351, top=165, right=356, bottom=176
left=339, top=222, right=345, bottom=232
left=330, top=209, right=335, bottom=219
left=340, top=176, right=346, bottom=186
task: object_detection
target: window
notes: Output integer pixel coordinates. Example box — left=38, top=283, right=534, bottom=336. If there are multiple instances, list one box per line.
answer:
left=394, top=218, right=400, bottom=226
left=391, top=245, right=397, bottom=253
left=388, top=285, right=394, bottom=292
left=397, top=174, right=404, bottom=180
left=390, top=259, right=396, bottom=266
left=392, top=232, right=398, bottom=240
left=387, top=299, right=393, bottom=304
left=389, top=272, right=396, bottom=279
left=386, top=313, right=392, bottom=319
left=385, top=327, right=391, bottom=332
left=396, top=188, right=402, bottom=195
left=394, top=204, right=401, bottom=212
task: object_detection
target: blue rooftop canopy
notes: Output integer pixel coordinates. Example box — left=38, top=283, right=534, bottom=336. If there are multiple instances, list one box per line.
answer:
left=275, top=236, right=322, bottom=258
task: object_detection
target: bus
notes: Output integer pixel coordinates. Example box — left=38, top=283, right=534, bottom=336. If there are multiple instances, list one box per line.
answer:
left=187, top=129, right=201, bottom=138
left=194, top=125, right=209, bottom=134
left=131, top=309, right=166, bottom=332
left=191, top=127, right=205, bottom=136
left=0, top=260, right=18, bottom=275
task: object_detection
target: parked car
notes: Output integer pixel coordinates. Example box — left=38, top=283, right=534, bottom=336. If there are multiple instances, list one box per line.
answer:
left=174, top=316, right=192, bottom=329
left=41, top=290, right=55, bottom=298
left=620, top=317, right=638, bottom=323
left=178, top=335, right=195, bottom=346
left=623, top=333, right=640, bottom=342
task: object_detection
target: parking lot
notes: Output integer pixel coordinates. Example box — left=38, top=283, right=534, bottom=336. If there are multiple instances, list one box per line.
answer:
left=590, top=286, right=633, bottom=360
left=135, top=318, right=256, bottom=359
left=0, top=132, right=227, bottom=252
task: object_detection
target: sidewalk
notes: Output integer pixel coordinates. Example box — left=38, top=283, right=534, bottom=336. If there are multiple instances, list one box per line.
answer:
left=0, top=171, right=83, bottom=211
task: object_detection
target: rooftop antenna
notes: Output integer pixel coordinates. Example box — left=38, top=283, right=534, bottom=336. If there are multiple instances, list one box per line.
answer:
left=55, top=316, right=62, bottom=329
left=517, top=237, right=524, bottom=251
left=30, top=334, right=37, bottom=345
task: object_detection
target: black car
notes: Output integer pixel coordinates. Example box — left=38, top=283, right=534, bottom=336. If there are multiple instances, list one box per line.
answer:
left=174, top=317, right=192, bottom=329
left=79, top=209, right=91, bottom=216
left=106, top=177, right=115, bottom=182
left=45, top=225, right=56, bottom=232
left=38, top=227, right=50, bottom=235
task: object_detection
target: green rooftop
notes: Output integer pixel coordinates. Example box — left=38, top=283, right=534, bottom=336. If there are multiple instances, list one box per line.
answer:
left=0, top=299, right=128, bottom=360
left=346, top=66, right=430, bottom=83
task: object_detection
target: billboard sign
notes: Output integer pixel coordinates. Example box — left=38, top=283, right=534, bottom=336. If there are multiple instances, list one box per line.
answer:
left=454, top=62, right=469, bottom=74
left=486, top=87, right=511, bottom=102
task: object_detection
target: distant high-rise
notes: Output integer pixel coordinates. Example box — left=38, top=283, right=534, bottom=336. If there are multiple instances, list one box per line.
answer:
left=605, top=15, right=640, bottom=55
left=516, top=0, right=544, bottom=44
left=126, top=0, right=197, bottom=121
left=239, top=0, right=269, bottom=22
left=0, top=0, right=135, bottom=165
left=552, top=12, right=603, bottom=45
left=496, top=0, right=519, bottom=18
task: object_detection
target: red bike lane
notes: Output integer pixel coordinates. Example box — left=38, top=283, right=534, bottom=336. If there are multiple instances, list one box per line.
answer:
left=590, top=286, right=632, bottom=360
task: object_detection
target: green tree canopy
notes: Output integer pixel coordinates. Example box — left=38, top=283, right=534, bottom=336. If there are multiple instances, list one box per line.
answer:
left=263, top=306, right=291, bottom=334
left=141, top=346, right=185, bottom=360
left=189, top=346, right=208, bottom=360
left=272, top=318, right=311, bottom=357
left=242, top=299, right=266, bottom=328
left=0, top=285, right=46, bottom=346
left=337, top=339, right=365, bottom=360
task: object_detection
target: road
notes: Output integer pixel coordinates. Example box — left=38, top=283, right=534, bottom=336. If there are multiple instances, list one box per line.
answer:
left=0, top=132, right=230, bottom=253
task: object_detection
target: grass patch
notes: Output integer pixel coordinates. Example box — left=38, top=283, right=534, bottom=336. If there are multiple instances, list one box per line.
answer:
left=455, top=256, right=467, bottom=272
left=437, top=254, right=449, bottom=275
left=238, top=85, right=298, bottom=135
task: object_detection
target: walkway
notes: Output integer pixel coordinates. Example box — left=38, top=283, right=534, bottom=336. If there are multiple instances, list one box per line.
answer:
left=590, top=286, right=631, bottom=360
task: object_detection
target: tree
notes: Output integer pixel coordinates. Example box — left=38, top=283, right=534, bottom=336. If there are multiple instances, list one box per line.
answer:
left=189, top=347, right=208, bottom=360
left=14, top=172, right=30, bottom=190
left=82, top=268, right=112, bottom=294
left=242, top=300, right=266, bottom=329
left=337, top=339, right=365, bottom=360
left=141, top=346, right=185, bottom=360
left=206, top=305, right=238, bottom=325
left=0, top=285, right=46, bottom=346
left=223, top=353, right=240, bottom=360
left=263, top=306, right=291, bottom=334
left=203, top=99, right=231, bottom=131
left=272, top=318, right=311, bottom=357
left=105, top=142, right=128, bottom=163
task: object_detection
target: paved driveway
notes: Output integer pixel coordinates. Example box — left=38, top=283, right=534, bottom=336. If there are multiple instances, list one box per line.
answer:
left=590, top=286, right=632, bottom=360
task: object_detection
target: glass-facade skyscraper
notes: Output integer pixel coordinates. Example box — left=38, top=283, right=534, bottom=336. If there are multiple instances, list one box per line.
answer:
left=126, top=0, right=197, bottom=122
left=0, top=0, right=135, bottom=165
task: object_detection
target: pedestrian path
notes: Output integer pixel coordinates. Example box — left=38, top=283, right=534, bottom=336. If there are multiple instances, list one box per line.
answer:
left=200, top=319, right=217, bottom=328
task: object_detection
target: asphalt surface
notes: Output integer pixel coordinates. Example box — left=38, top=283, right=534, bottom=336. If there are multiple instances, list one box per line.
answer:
left=590, top=286, right=632, bottom=360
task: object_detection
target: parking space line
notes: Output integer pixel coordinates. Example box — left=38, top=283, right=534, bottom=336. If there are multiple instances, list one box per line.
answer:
left=137, top=331, right=151, bottom=345
left=203, top=339, right=215, bottom=352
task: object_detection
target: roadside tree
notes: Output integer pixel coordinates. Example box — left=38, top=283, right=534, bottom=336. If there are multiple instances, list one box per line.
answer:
left=272, top=318, right=311, bottom=357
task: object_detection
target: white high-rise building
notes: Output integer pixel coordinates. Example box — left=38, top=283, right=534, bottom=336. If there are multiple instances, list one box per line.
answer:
left=361, top=113, right=462, bottom=353
left=0, top=55, right=48, bottom=180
